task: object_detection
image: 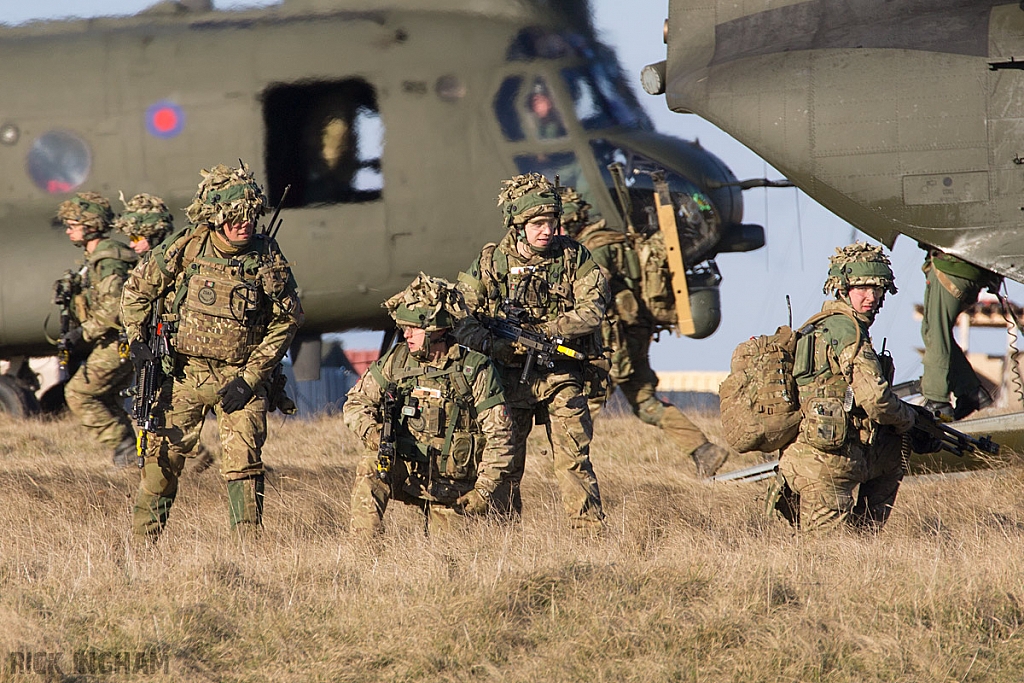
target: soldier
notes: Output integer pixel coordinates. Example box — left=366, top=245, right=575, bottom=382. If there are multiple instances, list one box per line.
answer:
left=120, top=164, right=302, bottom=539
left=456, top=173, right=606, bottom=531
left=772, top=243, right=917, bottom=532
left=560, top=188, right=730, bottom=478
left=114, top=192, right=217, bottom=473
left=113, top=192, right=174, bottom=256
left=344, top=274, right=515, bottom=537
left=919, top=245, right=1001, bottom=420
left=56, top=192, right=138, bottom=468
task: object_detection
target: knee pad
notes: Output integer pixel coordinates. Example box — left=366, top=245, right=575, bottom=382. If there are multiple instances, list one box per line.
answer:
left=636, top=397, right=667, bottom=426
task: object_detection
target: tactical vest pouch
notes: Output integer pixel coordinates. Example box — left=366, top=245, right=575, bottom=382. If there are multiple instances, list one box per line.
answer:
left=174, top=262, right=260, bottom=364
left=614, top=288, right=641, bottom=326
left=799, top=396, right=847, bottom=451
left=443, top=431, right=479, bottom=481
left=636, top=231, right=678, bottom=329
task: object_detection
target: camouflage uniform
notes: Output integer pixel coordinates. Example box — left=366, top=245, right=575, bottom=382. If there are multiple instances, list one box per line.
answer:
left=456, top=174, right=607, bottom=529
left=562, top=189, right=729, bottom=478
left=56, top=193, right=138, bottom=466
left=120, top=165, right=302, bottom=538
left=344, top=274, right=515, bottom=537
left=775, top=243, right=916, bottom=532
left=919, top=247, right=999, bottom=420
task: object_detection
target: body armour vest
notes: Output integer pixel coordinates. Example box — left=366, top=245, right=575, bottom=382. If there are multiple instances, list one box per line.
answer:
left=169, top=227, right=276, bottom=364
left=792, top=308, right=865, bottom=451
left=481, top=237, right=594, bottom=322
left=370, top=343, right=503, bottom=493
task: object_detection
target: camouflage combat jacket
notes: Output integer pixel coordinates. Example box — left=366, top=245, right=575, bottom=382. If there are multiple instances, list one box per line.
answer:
left=343, top=341, right=514, bottom=501
left=121, top=223, right=303, bottom=389
left=456, top=230, right=609, bottom=363
left=793, top=299, right=915, bottom=451
left=75, top=238, right=138, bottom=343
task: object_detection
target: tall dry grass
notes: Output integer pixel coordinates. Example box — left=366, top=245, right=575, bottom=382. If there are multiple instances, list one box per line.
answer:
left=2, top=410, right=1024, bottom=682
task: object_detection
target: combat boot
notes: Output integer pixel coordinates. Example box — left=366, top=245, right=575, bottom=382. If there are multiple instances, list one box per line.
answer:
left=953, top=387, right=993, bottom=421
left=132, top=489, right=175, bottom=539
left=227, top=475, right=265, bottom=535
left=691, top=441, right=729, bottom=479
left=922, top=400, right=954, bottom=421
left=111, top=436, right=136, bottom=469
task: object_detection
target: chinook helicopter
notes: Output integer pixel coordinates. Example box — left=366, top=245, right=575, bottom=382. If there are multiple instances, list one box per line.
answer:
left=643, top=1, right=1024, bottom=457
left=0, top=0, right=767, bottom=414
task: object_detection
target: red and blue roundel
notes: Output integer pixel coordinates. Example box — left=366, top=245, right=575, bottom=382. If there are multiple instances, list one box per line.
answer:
left=146, top=101, right=185, bottom=139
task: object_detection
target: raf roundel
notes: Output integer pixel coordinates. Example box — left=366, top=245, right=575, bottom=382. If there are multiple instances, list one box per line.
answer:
left=146, top=101, right=185, bottom=139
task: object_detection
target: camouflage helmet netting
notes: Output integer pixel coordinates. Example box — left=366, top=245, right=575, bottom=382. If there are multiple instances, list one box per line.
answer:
left=497, top=172, right=562, bottom=227
left=56, top=192, right=113, bottom=238
left=184, top=163, right=268, bottom=227
left=383, top=272, right=468, bottom=331
left=559, top=186, right=590, bottom=235
left=113, top=192, right=174, bottom=241
left=823, top=241, right=898, bottom=295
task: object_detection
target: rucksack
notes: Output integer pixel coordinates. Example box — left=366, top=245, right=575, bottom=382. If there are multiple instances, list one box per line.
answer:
left=634, top=230, right=677, bottom=331
left=719, top=310, right=862, bottom=453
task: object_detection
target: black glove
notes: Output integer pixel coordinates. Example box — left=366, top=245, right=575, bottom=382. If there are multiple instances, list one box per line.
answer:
left=910, top=429, right=944, bottom=455
left=128, top=339, right=155, bottom=370
left=61, top=327, right=84, bottom=351
left=218, top=377, right=254, bottom=414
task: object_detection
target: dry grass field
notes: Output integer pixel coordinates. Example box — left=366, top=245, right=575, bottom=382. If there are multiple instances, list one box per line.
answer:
left=3, top=409, right=1024, bottom=682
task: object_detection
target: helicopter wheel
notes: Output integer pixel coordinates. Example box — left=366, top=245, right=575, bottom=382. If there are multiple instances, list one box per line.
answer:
left=0, top=375, right=41, bottom=418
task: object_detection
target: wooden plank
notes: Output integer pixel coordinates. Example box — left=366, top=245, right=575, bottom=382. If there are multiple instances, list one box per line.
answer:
left=652, top=171, right=695, bottom=336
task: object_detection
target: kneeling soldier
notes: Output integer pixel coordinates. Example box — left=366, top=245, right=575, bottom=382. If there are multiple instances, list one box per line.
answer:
left=774, top=243, right=916, bottom=531
left=344, top=274, right=514, bottom=538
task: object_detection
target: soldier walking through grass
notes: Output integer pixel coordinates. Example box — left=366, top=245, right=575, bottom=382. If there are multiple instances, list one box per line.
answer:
left=120, top=164, right=302, bottom=539
left=56, top=192, right=138, bottom=468
left=456, top=173, right=607, bottom=531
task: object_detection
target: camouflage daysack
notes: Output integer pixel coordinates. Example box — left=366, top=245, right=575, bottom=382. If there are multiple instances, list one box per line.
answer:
left=634, top=230, right=677, bottom=331
left=719, top=325, right=802, bottom=453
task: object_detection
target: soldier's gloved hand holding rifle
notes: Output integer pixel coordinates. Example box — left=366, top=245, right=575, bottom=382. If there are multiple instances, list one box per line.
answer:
left=52, top=269, right=82, bottom=382
left=477, top=312, right=587, bottom=384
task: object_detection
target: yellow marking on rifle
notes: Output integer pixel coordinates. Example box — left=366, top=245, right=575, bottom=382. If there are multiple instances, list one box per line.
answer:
left=555, top=344, right=583, bottom=359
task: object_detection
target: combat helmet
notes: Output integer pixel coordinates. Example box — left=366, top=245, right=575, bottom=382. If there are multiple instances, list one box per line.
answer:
left=823, top=242, right=897, bottom=296
left=184, top=163, right=268, bottom=230
left=383, top=272, right=468, bottom=333
left=497, top=172, right=562, bottom=234
left=559, top=186, right=591, bottom=238
left=56, top=192, right=113, bottom=244
left=113, top=192, right=174, bottom=246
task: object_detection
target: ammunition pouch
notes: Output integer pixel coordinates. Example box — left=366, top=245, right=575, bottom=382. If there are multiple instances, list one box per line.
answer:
left=799, top=396, right=848, bottom=451
left=174, top=259, right=264, bottom=363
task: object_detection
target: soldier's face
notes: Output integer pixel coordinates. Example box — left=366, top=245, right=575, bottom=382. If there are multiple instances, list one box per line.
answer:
left=523, top=214, right=557, bottom=249
left=221, top=220, right=253, bottom=243
left=848, top=285, right=883, bottom=314
left=403, top=326, right=428, bottom=352
left=64, top=220, right=85, bottom=244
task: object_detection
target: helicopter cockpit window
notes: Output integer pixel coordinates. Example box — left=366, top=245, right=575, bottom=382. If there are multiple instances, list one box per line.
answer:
left=527, top=77, right=566, bottom=140
left=590, top=139, right=719, bottom=264
left=506, top=27, right=583, bottom=62
left=514, top=150, right=593, bottom=206
left=27, top=130, right=91, bottom=194
left=263, top=79, right=383, bottom=207
left=493, top=76, right=524, bottom=142
left=560, top=67, right=614, bottom=131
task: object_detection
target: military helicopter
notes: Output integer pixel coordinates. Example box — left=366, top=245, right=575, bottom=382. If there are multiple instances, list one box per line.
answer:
left=643, top=1, right=1024, bottom=458
left=0, top=0, right=766, bottom=414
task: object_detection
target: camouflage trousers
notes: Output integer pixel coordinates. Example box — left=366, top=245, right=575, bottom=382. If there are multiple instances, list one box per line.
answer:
left=350, top=454, right=474, bottom=538
left=497, top=362, right=604, bottom=527
left=132, top=357, right=268, bottom=537
left=64, top=336, right=134, bottom=448
left=778, top=428, right=904, bottom=532
left=920, top=265, right=982, bottom=404
left=590, top=323, right=708, bottom=456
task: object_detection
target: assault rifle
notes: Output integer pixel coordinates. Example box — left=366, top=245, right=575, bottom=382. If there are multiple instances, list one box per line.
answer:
left=52, top=269, right=82, bottom=383
left=909, top=403, right=1000, bottom=459
left=375, top=382, right=401, bottom=481
left=478, top=313, right=587, bottom=384
left=130, top=299, right=170, bottom=469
